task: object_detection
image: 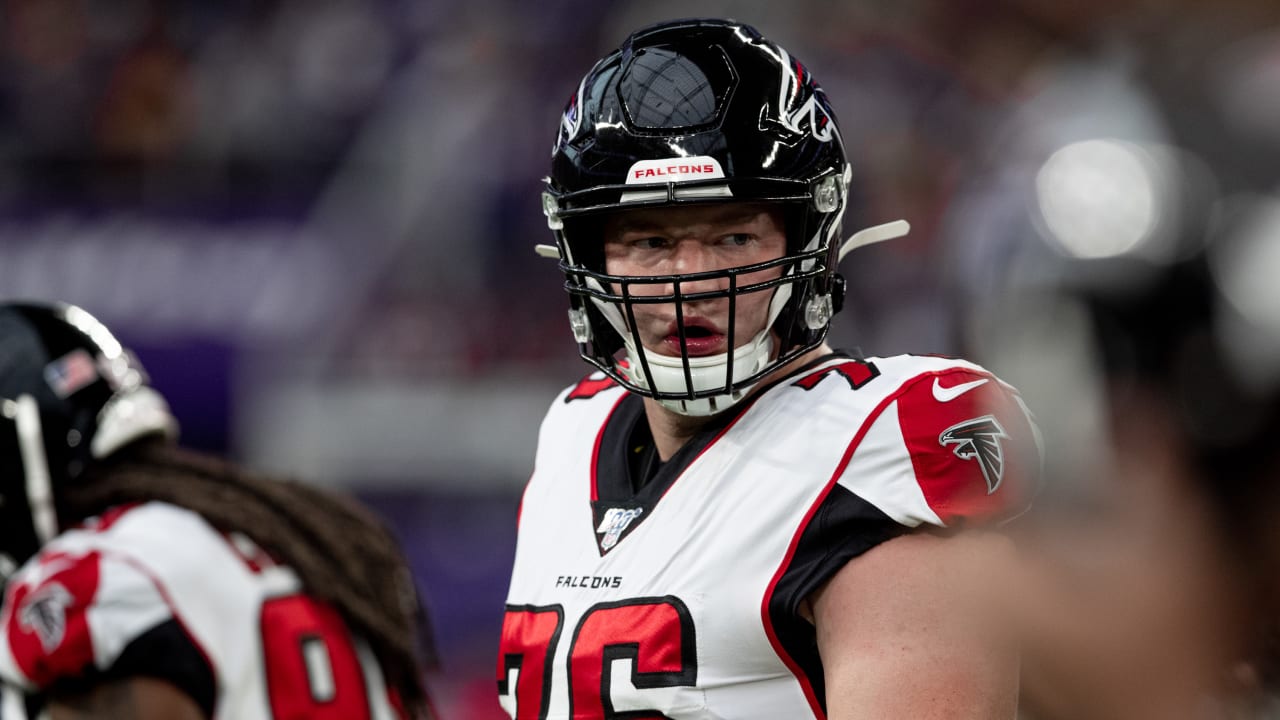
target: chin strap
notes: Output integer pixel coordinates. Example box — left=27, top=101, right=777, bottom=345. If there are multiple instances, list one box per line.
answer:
left=838, top=220, right=910, bottom=263
left=14, top=394, right=58, bottom=545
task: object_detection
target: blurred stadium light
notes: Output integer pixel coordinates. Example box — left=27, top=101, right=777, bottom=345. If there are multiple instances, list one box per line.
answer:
left=1034, top=139, right=1172, bottom=260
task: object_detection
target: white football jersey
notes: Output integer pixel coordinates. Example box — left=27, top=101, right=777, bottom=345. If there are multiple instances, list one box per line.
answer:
left=0, top=501, right=405, bottom=720
left=499, top=352, right=1039, bottom=719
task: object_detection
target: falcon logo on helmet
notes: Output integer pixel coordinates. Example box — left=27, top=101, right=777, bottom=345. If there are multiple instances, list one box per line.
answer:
left=939, top=415, right=1009, bottom=494
left=778, top=52, right=837, bottom=143
left=553, top=77, right=588, bottom=156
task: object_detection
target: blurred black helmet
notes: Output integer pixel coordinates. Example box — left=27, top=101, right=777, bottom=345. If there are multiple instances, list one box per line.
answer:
left=0, top=302, right=177, bottom=576
left=542, top=18, right=856, bottom=415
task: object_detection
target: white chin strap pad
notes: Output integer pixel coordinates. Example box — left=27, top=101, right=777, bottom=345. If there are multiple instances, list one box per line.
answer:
left=624, top=331, right=774, bottom=417
left=583, top=271, right=790, bottom=416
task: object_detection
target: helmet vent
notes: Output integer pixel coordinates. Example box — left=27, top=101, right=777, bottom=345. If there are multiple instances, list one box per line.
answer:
left=619, top=47, right=732, bottom=131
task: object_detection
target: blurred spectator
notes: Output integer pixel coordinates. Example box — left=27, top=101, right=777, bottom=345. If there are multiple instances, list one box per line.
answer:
left=96, top=12, right=190, bottom=162
left=986, top=240, right=1280, bottom=720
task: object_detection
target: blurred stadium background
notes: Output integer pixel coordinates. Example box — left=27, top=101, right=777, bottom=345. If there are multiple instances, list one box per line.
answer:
left=1, top=0, right=1277, bottom=716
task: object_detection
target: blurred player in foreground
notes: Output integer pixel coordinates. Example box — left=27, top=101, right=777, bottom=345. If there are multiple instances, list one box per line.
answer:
left=498, top=18, right=1041, bottom=719
left=0, top=301, right=435, bottom=719
left=988, top=229, right=1280, bottom=718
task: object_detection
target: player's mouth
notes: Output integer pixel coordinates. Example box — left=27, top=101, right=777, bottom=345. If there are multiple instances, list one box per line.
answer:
left=662, top=320, right=726, bottom=357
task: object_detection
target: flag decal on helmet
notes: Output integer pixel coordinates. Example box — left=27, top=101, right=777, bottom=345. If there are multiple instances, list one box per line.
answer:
left=939, top=415, right=1009, bottom=494
left=43, top=349, right=99, bottom=399
left=777, top=50, right=836, bottom=143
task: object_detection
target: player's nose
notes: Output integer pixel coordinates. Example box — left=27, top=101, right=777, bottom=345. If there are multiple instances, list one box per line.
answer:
left=668, top=241, right=727, bottom=296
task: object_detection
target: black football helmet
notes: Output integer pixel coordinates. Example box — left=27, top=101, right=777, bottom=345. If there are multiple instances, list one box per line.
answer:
left=0, top=302, right=178, bottom=579
left=542, top=18, right=873, bottom=415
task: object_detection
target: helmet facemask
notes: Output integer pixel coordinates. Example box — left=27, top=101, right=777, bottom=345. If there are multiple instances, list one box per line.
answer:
left=547, top=169, right=849, bottom=416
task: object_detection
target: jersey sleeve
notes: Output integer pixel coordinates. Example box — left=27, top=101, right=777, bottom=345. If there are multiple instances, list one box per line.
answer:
left=768, top=364, right=1041, bottom=628
left=0, top=548, right=215, bottom=715
left=838, top=367, right=1041, bottom=528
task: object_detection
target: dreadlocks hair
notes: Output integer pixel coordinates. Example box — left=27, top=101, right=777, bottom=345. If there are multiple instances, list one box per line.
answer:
left=59, top=439, right=435, bottom=719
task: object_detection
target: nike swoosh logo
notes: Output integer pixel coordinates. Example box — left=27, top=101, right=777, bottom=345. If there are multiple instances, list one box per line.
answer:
left=932, top=377, right=989, bottom=402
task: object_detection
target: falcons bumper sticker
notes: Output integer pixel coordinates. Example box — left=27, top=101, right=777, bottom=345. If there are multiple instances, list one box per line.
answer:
left=939, top=415, right=1009, bottom=494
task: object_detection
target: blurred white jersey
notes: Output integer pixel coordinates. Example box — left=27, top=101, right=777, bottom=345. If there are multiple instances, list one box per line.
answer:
left=500, top=352, right=1039, bottom=719
left=0, top=501, right=405, bottom=720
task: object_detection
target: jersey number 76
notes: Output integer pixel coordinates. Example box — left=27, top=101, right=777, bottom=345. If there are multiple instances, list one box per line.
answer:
left=498, top=597, right=697, bottom=718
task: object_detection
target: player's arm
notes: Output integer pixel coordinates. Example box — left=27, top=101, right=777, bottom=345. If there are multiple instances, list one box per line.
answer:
left=810, top=368, right=1039, bottom=718
left=47, top=677, right=204, bottom=720
left=811, top=529, right=1019, bottom=720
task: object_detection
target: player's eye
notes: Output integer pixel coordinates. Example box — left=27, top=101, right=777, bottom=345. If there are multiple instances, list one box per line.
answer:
left=722, top=233, right=753, bottom=246
left=633, top=236, right=668, bottom=250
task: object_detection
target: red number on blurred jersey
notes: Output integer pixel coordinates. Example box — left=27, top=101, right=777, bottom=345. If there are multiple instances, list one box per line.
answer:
left=261, top=595, right=371, bottom=720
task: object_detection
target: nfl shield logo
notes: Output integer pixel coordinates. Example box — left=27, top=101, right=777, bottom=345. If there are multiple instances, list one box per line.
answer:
left=596, top=507, right=643, bottom=551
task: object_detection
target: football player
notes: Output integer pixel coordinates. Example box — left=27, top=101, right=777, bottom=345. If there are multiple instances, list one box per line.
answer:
left=0, top=302, right=435, bottom=719
left=994, top=242, right=1280, bottom=718
left=499, top=18, right=1041, bottom=719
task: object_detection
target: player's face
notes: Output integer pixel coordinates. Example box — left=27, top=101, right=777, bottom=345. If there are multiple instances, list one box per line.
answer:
left=602, top=203, right=787, bottom=358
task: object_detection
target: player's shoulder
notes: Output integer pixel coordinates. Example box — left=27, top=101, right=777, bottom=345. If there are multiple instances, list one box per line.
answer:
left=14, top=501, right=251, bottom=609
left=855, top=353, right=1032, bottom=430
left=794, top=351, right=1018, bottom=394
left=543, top=369, right=629, bottom=428
left=783, top=352, right=1021, bottom=407
left=534, top=371, right=630, bottom=465
left=0, top=502, right=272, bottom=691
left=864, top=353, right=1009, bottom=389
left=43, top=500, right=219, bottom=558
left=555, top=368, right=627, bottom=405
left=824, top=352, right=1041, bottom=527
left=0, top=504, right=195, bottom=689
